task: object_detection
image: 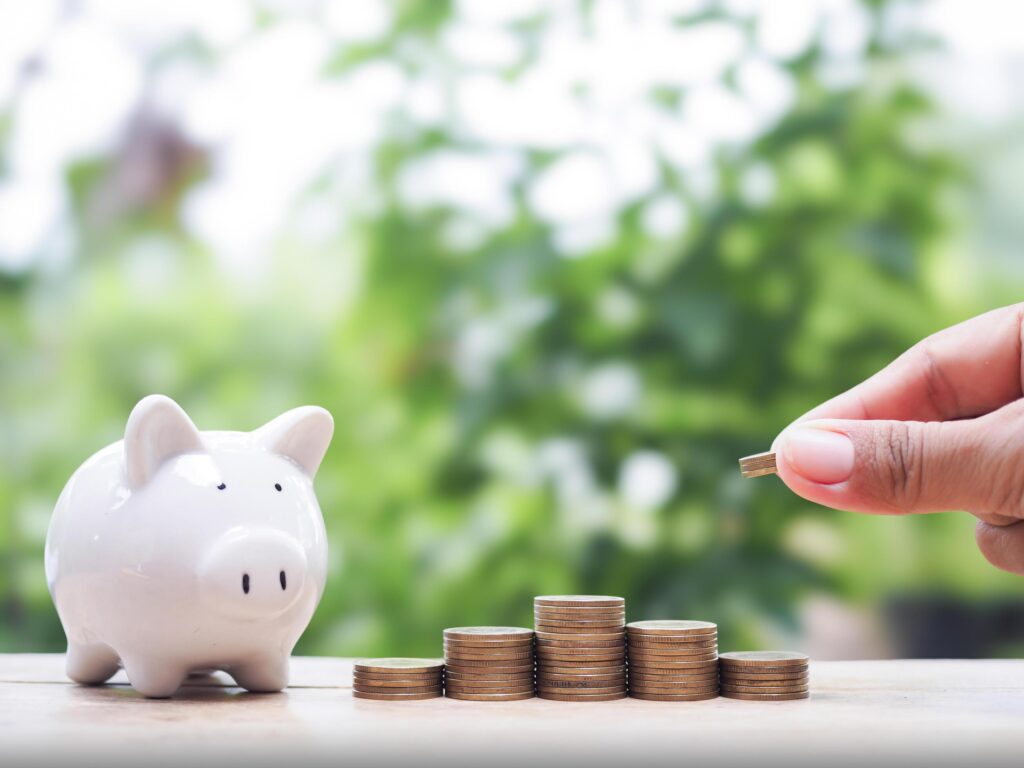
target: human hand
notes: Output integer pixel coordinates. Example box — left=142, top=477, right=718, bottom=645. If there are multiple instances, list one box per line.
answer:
left=772, top=303, right=1024, bottom=574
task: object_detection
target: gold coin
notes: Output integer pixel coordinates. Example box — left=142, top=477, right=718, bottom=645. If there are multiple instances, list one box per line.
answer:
left=535, top=618, right=625, bottom=626
left=629, top=671, right=718, bottom=682
left=536, top=617, right=625, bottom=627
left=353, top=690, right=443, bottom=700
left=538, top=686, right=626, bottom=697
left=739, top=451, right=777, bottom=478
left=443, top=627, right=534, bottom=641
left=721, top=691, right=810, bottom=701
left=626, top=671, right=716, bottom=684
left=445, top=669, right=534, bottom=678
left=628, top=638, right=718, bottom=649
left=538, top=664, right=626, bottom=675
left=535, top=624, right=625, bottom=635
left=444, top=649, right=533, bottom=658
left=535, top=608, right=625, bottom=619
left=352, top=676, right=442, bottom=688
left=627, top=657, right=717, bottom=669
left=445, top=690, right=535, bottom=701
left=354, top=669, right=441, bottom=680
left=445, top=649, right=534, bottom=661
left=537, top=637, right=624, bottom=649
left=628, top=661, right=717, bottom=671
left=537, top=653, right=626, bottom=663
left=629, top=691, right=718, bottom=702
left=445, top=682, right=534, bottom=691
left=534, top=595, right=625, bottom=607
left=536, top=676, right=626, bottom=689
left=630, top=684, right=720, bottom=696
left=629, top=632, right=717, bottom=641
left=626, top=651, right=716, bottom=663
left=353, top=658, right=444, bottom=674
left=537, top=672, right=626, bottom=683
left=445, top=682, right=535, bottom=694
left=353, top=684, right=442, bottom=695
left=629, top=685, right=718, bottom=696
left=626, top=688, right=716, bottom=700
left=626, top=620, right=717, bottom=636
left=442, top=647, right=536, bottom=659
left=444, top=638, right=534, bottom=648
left=721, top=684, right=809, bottom=695
left=718, top=651, right=808, bottom=666
left=536, top=630, right=625, bottom=642
left=444, top=670, right=533, bottom=681
left=629, top=652, right=718, bottom=663
left=720, top=674, right=808, bottom=685
left=629, top=679, right=719, bottom=689
left=444, top=674, right=534, bottom=684
left=537, top=691, right=627, bottom=702
left=537, top=644, right=624, bottom=654
left=719, top=665, right=808, bottom=676
left=444, top=660, right=534, bottom=672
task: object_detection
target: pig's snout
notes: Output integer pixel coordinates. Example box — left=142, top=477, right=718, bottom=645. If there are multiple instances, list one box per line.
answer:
left=199, top=529, right=307, bottom=620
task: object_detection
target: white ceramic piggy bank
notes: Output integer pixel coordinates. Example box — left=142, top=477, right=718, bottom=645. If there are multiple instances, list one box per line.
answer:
left=45, top=395, right=332, bottom=697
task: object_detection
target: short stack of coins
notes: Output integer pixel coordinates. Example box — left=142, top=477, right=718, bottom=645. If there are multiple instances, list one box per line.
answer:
left=352, top=658, right=444, bottom=700
left=443, top=627, right=536, bottom=701
left=534, top=595, right=627, bottom=701
left=626, top=620, right=720, bottom=701
left=719, top=651, right=810, bottom=700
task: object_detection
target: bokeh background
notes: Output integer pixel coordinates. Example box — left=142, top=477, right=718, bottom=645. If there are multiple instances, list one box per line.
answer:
left=3, top=0, right=1024, bottom=660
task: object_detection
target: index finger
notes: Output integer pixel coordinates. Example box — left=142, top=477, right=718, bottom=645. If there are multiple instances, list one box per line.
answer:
left=789, top=303, right=1024, bottom=426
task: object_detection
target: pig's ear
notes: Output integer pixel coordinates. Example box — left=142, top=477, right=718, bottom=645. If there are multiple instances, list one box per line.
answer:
left=124, top=395, right=205, bottom=489
left=254, top=406, right=334, bottom=478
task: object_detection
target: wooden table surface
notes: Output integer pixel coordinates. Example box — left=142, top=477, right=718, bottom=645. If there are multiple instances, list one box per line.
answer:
left=2, top=654, right=1023, bottom=767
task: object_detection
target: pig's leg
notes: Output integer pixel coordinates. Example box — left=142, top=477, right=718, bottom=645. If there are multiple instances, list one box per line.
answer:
left=229, top=654, right=290, bottom=693
left=65, top=642, right=119, bottom=685
left=121, top=655, right=187, bottom=698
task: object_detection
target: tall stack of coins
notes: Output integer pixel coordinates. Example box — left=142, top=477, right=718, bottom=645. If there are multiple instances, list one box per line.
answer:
left=719, top=651, right=810, bottom=700
left=352, top=658, right=444, bottom=700
left=443, top=627, right=536, bottom=701
left=626, top=620, right=719, bottom=701
left=534, top=595, right=627, bottom=701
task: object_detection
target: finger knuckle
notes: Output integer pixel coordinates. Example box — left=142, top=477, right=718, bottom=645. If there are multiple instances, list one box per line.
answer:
left=870, top=421, right=924, bottom=511
left=917, top=343, right=960, bottom=420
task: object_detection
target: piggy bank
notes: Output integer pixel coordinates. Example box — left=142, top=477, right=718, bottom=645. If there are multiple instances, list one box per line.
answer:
left=45, top=395, right=332, bottom=697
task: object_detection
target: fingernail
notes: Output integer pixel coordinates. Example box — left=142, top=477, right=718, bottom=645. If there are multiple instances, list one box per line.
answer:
left=779, top=427, right=854, bottom=485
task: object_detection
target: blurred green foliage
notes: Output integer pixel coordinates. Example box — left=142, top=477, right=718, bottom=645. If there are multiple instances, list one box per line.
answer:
left=2, top=0, right=1023, bottom=658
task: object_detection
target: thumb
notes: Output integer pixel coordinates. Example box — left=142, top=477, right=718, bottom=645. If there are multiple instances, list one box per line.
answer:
left=774, top=406, right=1024, bottom=521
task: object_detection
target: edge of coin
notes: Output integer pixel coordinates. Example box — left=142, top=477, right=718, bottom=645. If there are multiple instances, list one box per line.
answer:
left=353, top=690, right=443, bottom=701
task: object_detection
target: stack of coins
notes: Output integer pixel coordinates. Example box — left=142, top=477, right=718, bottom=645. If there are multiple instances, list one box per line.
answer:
left=626, top=620, right=719, bottom=701
left=443, top=627, right=536, bottom=701
left=352, top=658, right=444, bottom=700
left=719, top=651, right=809, bottom=700
left=534, top=595, right=627, bottom=701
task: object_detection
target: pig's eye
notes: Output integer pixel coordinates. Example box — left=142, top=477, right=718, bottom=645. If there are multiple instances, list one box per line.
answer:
left=274, top=483, right=282, bottom=492
left=217, top=483, right=227, bottom=490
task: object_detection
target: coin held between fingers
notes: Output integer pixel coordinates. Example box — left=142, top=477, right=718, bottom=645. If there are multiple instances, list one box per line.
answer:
left=739, top=451, right=777, bottom=478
